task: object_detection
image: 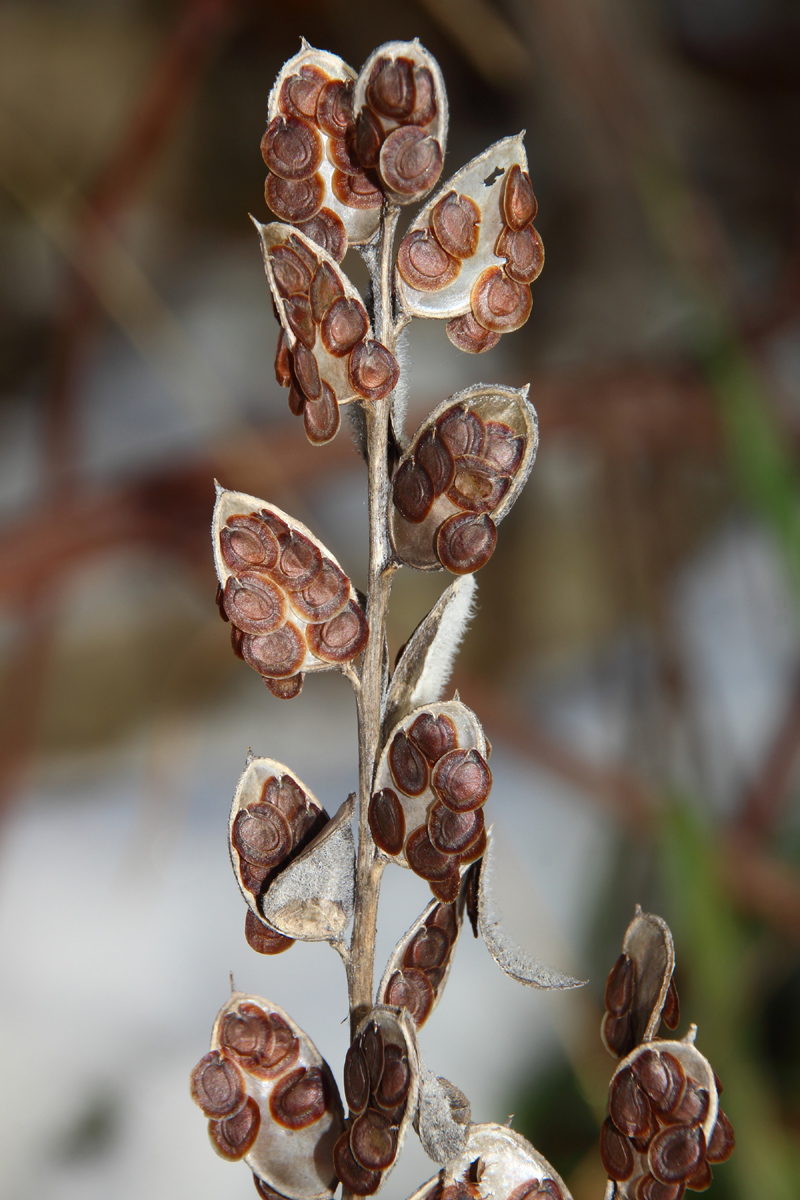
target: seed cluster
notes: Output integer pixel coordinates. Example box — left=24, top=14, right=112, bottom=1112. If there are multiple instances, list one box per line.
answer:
left=356, top=53, right=443, bottom=203
left=336, top=1019, right=413, bottom=1195
left=600, top=1047, right=735, bottom=1198
left=370, top=708, right=490, bottom=901
left=381, top=900, right=460, bottom=1027
left=603, top=951, right=680, bottom=1059
left=217, top=505, right=368, bottom=695
left=392, top=404, right=526, bottom=573
left=422, top=1169, right=564, bottom=1200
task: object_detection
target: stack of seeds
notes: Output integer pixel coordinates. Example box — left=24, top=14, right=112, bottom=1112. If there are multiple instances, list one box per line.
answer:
left=379, top=900, right=461, bottom=1027
left=603, top=948, right=680, bottom=1058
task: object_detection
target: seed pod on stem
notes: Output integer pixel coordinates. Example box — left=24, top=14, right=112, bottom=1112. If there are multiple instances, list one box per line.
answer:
left=601, top=907, right=679, bottom=1060
left=407, top=1123, right=573, bottom=1200
left=377, top=896, right=465, bottom=1028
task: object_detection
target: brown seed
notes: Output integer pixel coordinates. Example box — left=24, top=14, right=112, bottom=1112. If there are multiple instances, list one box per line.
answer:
left=408, top=712, right=458, bottom=762
left=307, top=599, right=369, bottom=662
left=333, top=1130, right=382, bottom=1195
left=437, top=406, right=485, bottom=457
left=409, top=65, right=437, bottom=124
left=463, top=861, right=481, bottom=937
left=495, top=224, right=544, bottom=285
left=261, top=115, right=323, bottom=180
left=309, top=261, right=345, bottom=322
left=220, top=514, right=280, bottom=573
left=233, top=802, right=292, bottom=868
left=303, top=380, right=341, bottom=445
left=397, top=229, right=460, bottom=292
left=327, top=134, right=362, bottom=174
left=706, top=1109, right=734, bottom=1163
left=290, top=557, right=349, bottom=621
left=297, top=209, right=348, bottom=262
left=278, top=66, right=328, bottom=120
left=209, top=1097, right=260, bottom=1160
left=368, top=788, right=406, bottom=856
left=428, top=899, right=459, bottom=943
left=603, top=1011, right=636, bottom=1059
left=380, top=126, right=442, bottom=197
left=432, top=192, right=481, bottom=259
left=288, top=373, right=305, bottom=416
left=405, top=825, right=454, bottom=882
left=389, top=730, right=429, bottom=795
left=404, top=924, right=450, bottom=971
left=349, top=339, right=400, bottom=400
left=316, top=78, right=354, bottom=137
left=686, top=1159, right=711, bottom=1191
left=446, top=313, right=501, bottom=354
left=244, top=908, right=294, bottom=954
left=483, top=421, right=524, bottom=474
left=291, top=342, right=321, bottom=402
left=667, top=1081, right=709, bottom=1128
left=275, top=532, right=323, bottom=590
left=447, top=455, right=510, bottom=514
left=220, top=1004, right=270, bottom=1061
left=600, top=1115, right=635, bottom=1182
left=231, top=624, right=246, bottom=660
left=649, top=1053, right=687, bottom=1116
left=635, top=1175, right=685, bottom=1200
left=392, top=458, right=434, bottom=523
left=264, top=672, right=304, bottom=700
left=429, top=802, right=484, bottom=855
left=432, top=747, right=491, bottom=811
left=457, top=824, right=486, bottom=866
left=251, top=1011, right=300, bottom=1076
left=262, top=772, right=307, bottom=822
left=269, top=244, right=313, bottom=296
left=270, top=1065, right=327, bottom=1129
left=367, top=55, right=416, bottom=120
left=662, top=978, right=680, bottom=1030
left=191, top=1051, right=247, bottom=1118
left=321, top=296, right=369, bottom=356
left=376, top=1043, right=411, bottom=1108
left=350, top=1110, right=398, bottom=1171
left=253, top=1175, right=295, bottom=1199
left=283, top=295, right=316, bottom=353
left=605, top=953, right=635, bottom=1017
left=344, top=1042, right=371, bottom=1113
left=223, top=573, right=286, bottom=635
left=361, top=1022, right=384, bottom=1091
left=436, top=511, right=498, bottom=573
left=508, top=1183, right=564, bottom=1200
left=502, top=164, right=538, bottom=231
left=285, top=233, right=319, bottom=276
left=385, top=967, right=435, bottom=1026
left=265, top=172, right=324, bottom=223
left=649, top=1126, right=706, bottom=1184
left=471, top=266, right=532, bottom=333
left=241, top=623, right=306, bottom=678
left=415, top=429, right=455, bottom=496
left=354, top=107, right=384, bottom=168
left=609, top=1067, right=653, bottom=1139
left=430, top=868, right=461, bottom=903
left=332, top=168, right=384, bottom=209
left=274, top=329, right=292, bottom=387
left=239, top=857, right=270, bottom=895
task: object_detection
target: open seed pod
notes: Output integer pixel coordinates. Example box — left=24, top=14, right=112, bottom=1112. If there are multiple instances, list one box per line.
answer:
left=377, top=896, right=464, bottom=1027
left=395, top=135, right=542, bottom=352
left=190, top=992, right=344, bottom=1199
left=389, top=384, right=538, bottom=574
left=414, top=1069, right=472, bottom=1165
left=407, top=1122, right=573, bottom=1200
left=336, top=1005, right=420, bottom=1196
left=256, top=222, right=400, bottom=441
left=263, top=41, right=381, bottom=258
left=370, top=699, right=490, bottom=902
left=213, top=486, right=368, bottom=691
left=353, top=40, right=447, bottom=205
left=602, top=907, right=680, bottom=1059
left=601, top=1029, right=734, bottom=1198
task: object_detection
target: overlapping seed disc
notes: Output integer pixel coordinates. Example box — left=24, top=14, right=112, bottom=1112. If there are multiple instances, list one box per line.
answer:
left=191, top=993, right=343, bottom=1199
left=378, top=897, right=463, bottom=1027
left=390, top=385, right=537, bottom=573
left=370, top=700, right=490, bottom=901
left=601, top=908, right=680, bottom=1059
left=407, top=1124, right=573, bottom=1200
left=214, top=488, right=368, bottom=692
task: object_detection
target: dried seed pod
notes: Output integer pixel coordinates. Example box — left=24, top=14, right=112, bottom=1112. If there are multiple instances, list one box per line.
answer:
left=193, top=992, right=344, bottom=1198
left=601, top=908, right=678, bottom=1057
left=377, top=896, right=464, bottom=1028
left=265, top=172, right=324, bottom=223
left=407, top=1124, right=574, bottom=1200
left=471, top=267, right=532, bottom=334
left=389, top=384, right=537, bottom=573
left=397, top=230, right=461, bottom=292
left=380, top=125, right=443, bottom=198
left=446, top=312, right=501, bottom=354
left=495, top=224, right=544, bottom=285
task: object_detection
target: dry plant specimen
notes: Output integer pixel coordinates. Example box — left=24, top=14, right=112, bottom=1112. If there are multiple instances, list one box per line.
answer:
left=190, top=39, right=735, bottom=1200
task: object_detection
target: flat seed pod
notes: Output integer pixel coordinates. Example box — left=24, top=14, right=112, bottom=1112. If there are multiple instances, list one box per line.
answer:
left=389, top=385, right=537, bottom=573
left=377, top=897, right=464, bottom=1029
left=192, top=992, right=344, bottom=1199
left=601, top=908, right=678, bottom=1059
left=407, top=1124, right=574, bottom=1200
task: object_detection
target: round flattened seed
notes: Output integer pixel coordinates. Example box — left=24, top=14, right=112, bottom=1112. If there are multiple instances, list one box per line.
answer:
left=288, top=374, right=305, bottom=416
left=270, top=1065, right=327, bottom=1129
left=221, top=514, right=280, bottom=573
left=368, top=787, right=406, bottom=856
left=502, top=164, right=538, bottom=231
left=447, top=455, right=510, bottom=514
left=687, top=1159, right=712, bottom=1191
left=303, top=380, right=341, bottom=445
left=668, top=1081, right=709, bottom=1128
left=276, top=532, right=323, bottom=590
left=350, top=1110, right=398, bottom=1171
left=432, top=747, right=491, bottom=811
left=321, top=296, right=369, bottom=356
left=285, top=233, right=319, bottom=276
left=274, top=329, right=292, bottom=387
left=265, top=672, right=304, bottom=700
left=309, top=261, right=345, bottom=323
left=392, top=458, right=434, bottom=523
left=354, top=107, right=384, bottom=168
left=191, top=1051, right=247, bottom=1118
left=605, top=953, right=635, bottom=1017
left=333, top=1130, right=382, bottom=1196
left=240, top=857, right=270, bottom=894
left=603, top=1010, right=636, bottom=1059
left=244, top=908, right=294, bottom=955
left=415, top=429, right=455, bottom=496
left=367, top=55, right=416, bottom=120
left=220, top=1003, right=271, bottom=1060
left=609, top=1067, right=653, bottom=1139
left=376, top=1044, right=411, bottom=1108
left=458, top=824, right=486, bottom=867
left=316, top=78, right=354, bottom=137
left=649, top=1126, right=706, bottom=1184
left=631, top=1049, right=673, bottom=1105
left=409, top=65, right=437, bottom=124
left=386, top=967, right=435, bottom=1026
left=600, top=1116, right=635, bottom=1182
left=430, top=869, right=461, bottom=903
left=327, top=134, right=362, bottom=174
left=397, top=229, right=460, bottom=292
left=262, top=773, right=307, bottom=821
left=269, top=244, right=313, bottom=296
left=404, top=924, right=450, bottom=970
left=429, top=802, right=484, bottom=855
left=437, top=405, right=485, bottom=457
left=436, top=511, right=497, bottom=574
left=344, top=1042, right=371, bottom=1113
left=662, top=978, right=680, bottom=1030
left=648, top=1053, right=686, bottom=1116
left=252, top=1011, right=301, bottom=1076
left=223, top=573, right=286, bottom=635
left=483, top=421, right=524, bottom=474
left=446, top=313, right=501, bottom=354
left=297, top=209, right=348, bottom=262
left=307, top=599, right=368, bottom=663
left=290, top=557, right=349, bottom=621
left=432, top=192, right=481, bottom=259
left=265, top=172, right=324, bottom=223
left=209, top=1097, right=260, bottom=1160
left=471, top=266, right=532, bottom=333
left=408, top=712, right=458, bottom=762
left=261, top=115, right=323, bottom=180
left=283, top=295, right=316, bottom=352
left=233, top=802, right=292, bottom=868
left=429, top=900, right=459, bottom=942
left=293, top=342, right=321, bottom=403
left=332, top=168, right=383, bottom=209
left=706, top=1110, right=735, bottom=1163
left=635, top=1176, right=685, bottom=1200
left=380, top=126, right=442, bottom=197
left=241, top=623, right=306, bottom=678
left=508, top=1182, right=564, bottom=1200
left=349, top=339, right=399, bottom=400
left=389, top=730, right=429, bottom=795
left=405, top=825, right=454, bottom=882
left=495, top=224, right=544, bottom=285
left=361, top=1022, right=385, bottom=1091
left=279, top=66, right=328, bottom=120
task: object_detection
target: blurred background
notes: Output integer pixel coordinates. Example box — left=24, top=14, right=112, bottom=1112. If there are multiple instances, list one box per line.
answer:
left=1, top=0, right=799, bottom=1197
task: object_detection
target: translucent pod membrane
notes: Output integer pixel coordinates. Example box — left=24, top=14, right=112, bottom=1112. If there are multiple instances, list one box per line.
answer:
left=389, top=384, right=538, bottom=574
left=370, top=699, right=490, bottom=901
left=602, top=907, right=680, bottom=1060
left=352, top=39, right=447, bottom=205
left=407, top=1123, right=573, bottom=1200
left=395, top=135, right=543, bottom=351
left=336, top=1006, right=420, bottom=1196
left=257, top=223, right=399, bottom=443
left=377, top=896, right=463, bottom=1028
left=213, top=486, right=368, bottom=693
left=600, top=1032, right=735, bottom=1198
left=190, top=992, right=344, bottom=1200
left=262, top=41, right=381, bottom=257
